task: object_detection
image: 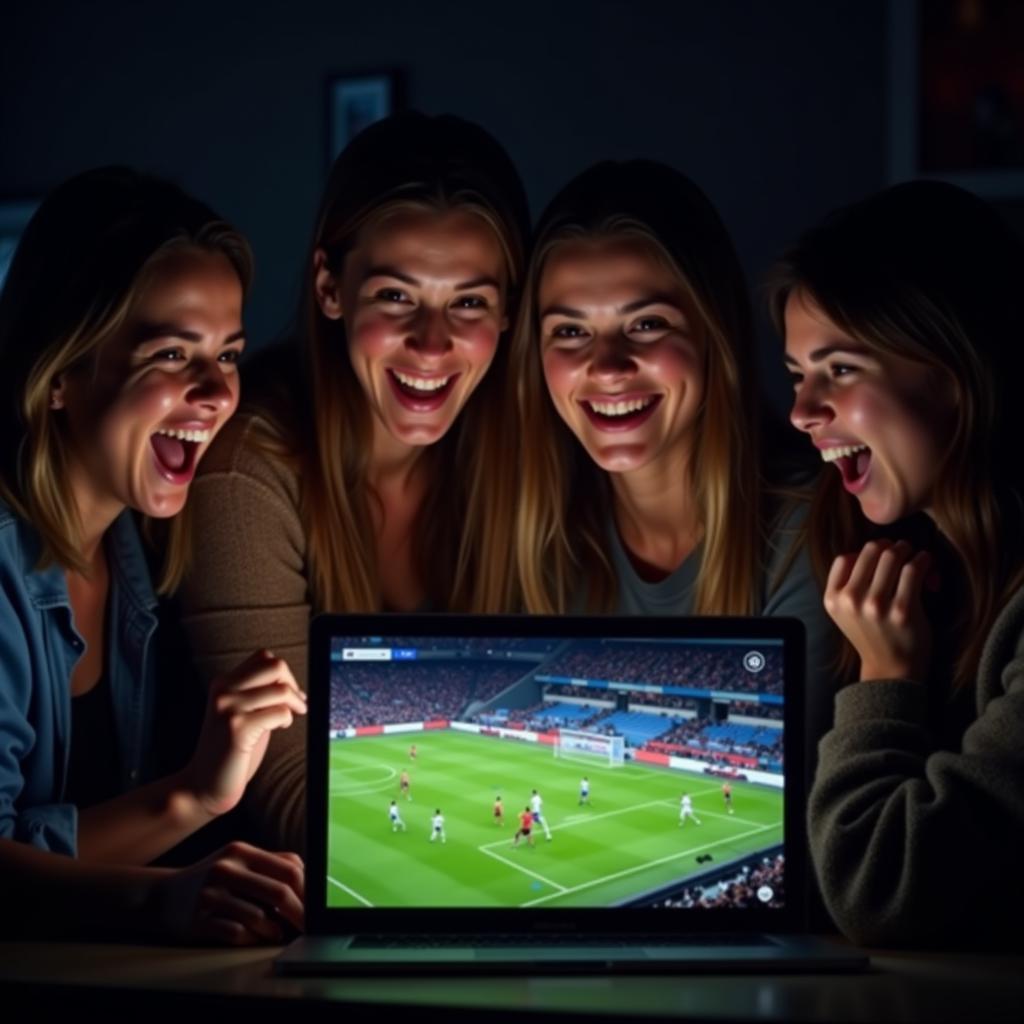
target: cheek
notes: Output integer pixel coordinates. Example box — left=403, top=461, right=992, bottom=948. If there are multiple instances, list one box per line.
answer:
left=541, top=350, right=580, bottom=408
left=348, top=315, right=403, bottom=363
left=457, top=322, right=501, bottom=372
left=646, top=345, right=703, bottom=397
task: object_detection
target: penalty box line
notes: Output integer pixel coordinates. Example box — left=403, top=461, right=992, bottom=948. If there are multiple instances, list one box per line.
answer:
left=327, top=875, right=374, bottom=907
left=520, top=821, right=781, bottom=908
left=477, top=846, right=568, bottom=893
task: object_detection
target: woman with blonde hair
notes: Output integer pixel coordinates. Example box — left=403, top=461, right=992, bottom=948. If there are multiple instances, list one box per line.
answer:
left=777, top=181, right=1024, bottom=947
left=179, top=113, right=529, bottom=851
left=511, top=159, right=835, bottom=791
left=0, top=167, right=306, bottom=942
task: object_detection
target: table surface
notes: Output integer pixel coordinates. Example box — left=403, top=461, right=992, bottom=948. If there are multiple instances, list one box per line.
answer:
left=3, top=939, right=1023, bottom=1022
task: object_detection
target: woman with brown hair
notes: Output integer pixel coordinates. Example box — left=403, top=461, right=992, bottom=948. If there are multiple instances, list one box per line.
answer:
left=510, top=160, right=835, bottom=777
left=179, top=113, right=530, bottom=852
left=776, top=180, right=1024, bottom=946
left=0, top=167, right=305, bottom=942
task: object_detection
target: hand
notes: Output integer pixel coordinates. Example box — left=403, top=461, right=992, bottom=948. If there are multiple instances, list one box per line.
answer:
left=824, top=540, right=933, bottom=683
left=185, top=650, right=307, bottom=817
left=155, top=842, right=304, bottom=945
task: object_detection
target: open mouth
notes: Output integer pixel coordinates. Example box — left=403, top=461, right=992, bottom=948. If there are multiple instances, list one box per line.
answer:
left=822, top=443, right=872, bottom=493
left=580, top=394, right=662, bottom=432
left=387, top=369, right=459, bottom=411
left=150, top=427, right=209, bottom=484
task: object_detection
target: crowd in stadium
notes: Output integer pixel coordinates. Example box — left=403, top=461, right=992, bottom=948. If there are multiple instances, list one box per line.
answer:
left=329, top=662, right=525, bottom=729
left=655, top=718, right=783, bottom=759
left=660, top=853, right=785, bottom=910
left=542, top=644, right=783, bottom=695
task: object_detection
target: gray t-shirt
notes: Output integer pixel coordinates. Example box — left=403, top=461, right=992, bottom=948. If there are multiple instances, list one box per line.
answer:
left=605, top=500, right=839, bottom=783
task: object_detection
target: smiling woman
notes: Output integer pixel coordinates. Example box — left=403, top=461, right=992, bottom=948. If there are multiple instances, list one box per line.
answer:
left=0, top=168, right=307, bottom=944
left=771, top=181, right=1024, bottom=947
left=177, top=113, right=529, bottom=853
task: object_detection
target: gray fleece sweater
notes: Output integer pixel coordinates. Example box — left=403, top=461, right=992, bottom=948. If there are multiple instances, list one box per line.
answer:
left=809, top=580, right=1024, bottom=948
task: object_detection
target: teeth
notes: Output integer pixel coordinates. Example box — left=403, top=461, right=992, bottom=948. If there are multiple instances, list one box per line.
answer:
left=821, top=443, right=868, bottom=463
left=393, top=370, right=451, bottom=392
left=587, top=397, right=654, bottom=416
left=155, top=427, right=211, bottom=443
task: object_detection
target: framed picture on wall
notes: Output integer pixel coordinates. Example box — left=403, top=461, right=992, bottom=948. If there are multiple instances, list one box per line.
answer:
left=326, top=73, right=398, bottom=165
left=0, top=199, right=38, bottom=292
left=889, top=0, right=1024, bottom=197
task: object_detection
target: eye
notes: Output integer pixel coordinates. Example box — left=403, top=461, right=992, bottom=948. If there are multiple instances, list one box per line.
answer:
left=551, top=323, right=588, bottom=340
left=630, top=316, right=669, bottom=334
left=453, top=295, right=488, bottom=311
left=376, top=287, right=410, bottom=304
left=218, top=348, right=243, bottom=365
left=151, top=347, right=186, bottom=362
left=830, top=363, right=858, bottom=379
left=787, top=369, right=805, bottom=387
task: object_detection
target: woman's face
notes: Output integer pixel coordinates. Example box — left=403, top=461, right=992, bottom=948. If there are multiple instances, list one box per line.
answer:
left=784, top=288, right=955, bottom=524
left=323, top=208, right=508, bottom=453
left=538, top=237, right=703, bottom=476
left=56, top=248, right=244, bottom=523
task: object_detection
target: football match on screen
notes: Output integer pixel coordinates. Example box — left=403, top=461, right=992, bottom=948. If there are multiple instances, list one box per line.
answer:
left=326, top=636, right=785, bottom=910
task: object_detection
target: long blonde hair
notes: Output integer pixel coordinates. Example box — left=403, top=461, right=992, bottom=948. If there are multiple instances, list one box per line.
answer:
left=0, top=167, right=252, bottom=590
left=769, top=180, right=1024, bottom=688
left=512, top=161, right=761, bottom=614
left=247, top=113, right=529, bottom=613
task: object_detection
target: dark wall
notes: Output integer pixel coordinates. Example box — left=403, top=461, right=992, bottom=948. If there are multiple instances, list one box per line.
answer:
left=0, top=0, right=888, bottom=409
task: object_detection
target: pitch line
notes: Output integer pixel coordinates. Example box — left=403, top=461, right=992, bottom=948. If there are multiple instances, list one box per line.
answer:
left=519, top=822, right=781, bottom=907
left=327, top=875, right=374, bottom=907
left=477, top=846, right=568, bottom=893
left=696, top=808, right=767, bottom=829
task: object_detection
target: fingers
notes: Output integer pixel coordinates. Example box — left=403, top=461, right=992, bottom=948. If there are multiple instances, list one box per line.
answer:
left=209, top=843, right=305, bottom=931
left=213, top=650, right=306, bottom=699
left=217, top=681, right=308, bottom=717
left=198, top=888, right=284, bottom=943
left=892, top=550, right=931, bottom=627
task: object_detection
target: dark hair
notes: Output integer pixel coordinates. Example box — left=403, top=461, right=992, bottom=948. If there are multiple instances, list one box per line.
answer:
left=0, top=166, right=252, bottom=584
left=768, top=180, right=1024, bottom=687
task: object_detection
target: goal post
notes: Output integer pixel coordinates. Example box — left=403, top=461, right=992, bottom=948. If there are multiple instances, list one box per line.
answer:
left=554, top=728, right=625, bottom=767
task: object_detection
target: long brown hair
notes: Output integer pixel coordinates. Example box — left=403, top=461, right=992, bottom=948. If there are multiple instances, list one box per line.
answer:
left=248, top=113, right=529, bottom=613
left=768, top=180, right=1024, bottom=688
left=512, top=161, right=762, bottom=613
left=0, top=166, right=253, bottom=590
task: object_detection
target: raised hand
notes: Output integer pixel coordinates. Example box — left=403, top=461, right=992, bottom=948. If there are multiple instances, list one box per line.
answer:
left=185, top=650, right=307, bottom=817
left=824, top=539, right=933, bottom=683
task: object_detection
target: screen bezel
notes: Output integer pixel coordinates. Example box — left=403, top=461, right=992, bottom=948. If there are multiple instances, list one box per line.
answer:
left=306, top=614, right=806, bottom=936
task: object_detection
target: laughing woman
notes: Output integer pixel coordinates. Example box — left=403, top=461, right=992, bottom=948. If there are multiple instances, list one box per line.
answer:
left=776, top=181, right=1024, bottom=947
left=0, top=169, right=306, bottom=943
left=178, top=113, right=529, bottom=851
left=511, top=161, right=836, bottom=774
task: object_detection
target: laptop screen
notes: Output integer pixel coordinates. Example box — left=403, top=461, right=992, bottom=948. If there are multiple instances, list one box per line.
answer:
left=313, top=617, right=800, bottom=920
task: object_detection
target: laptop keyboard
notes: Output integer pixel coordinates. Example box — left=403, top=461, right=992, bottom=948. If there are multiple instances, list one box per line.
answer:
left=351, top=933, right=775, bottom=949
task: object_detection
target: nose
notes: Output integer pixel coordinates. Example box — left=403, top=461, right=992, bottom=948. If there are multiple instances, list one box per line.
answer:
left=790, top=377, right=833, bottom=433
left=406, top=306, right=452, bottom=357
left=587, top=331, right=636, bottom=382
left=186, top=358, right=236, bottom=414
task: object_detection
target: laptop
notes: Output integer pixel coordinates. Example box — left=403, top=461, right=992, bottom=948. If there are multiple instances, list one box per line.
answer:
left=276, top=614, right=867, bottom=974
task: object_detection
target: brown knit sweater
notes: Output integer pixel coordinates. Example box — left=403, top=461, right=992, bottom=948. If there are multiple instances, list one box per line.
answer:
left=809, top=579, right=1024, bottom=948
left=177, top=412, right=311, bottom=852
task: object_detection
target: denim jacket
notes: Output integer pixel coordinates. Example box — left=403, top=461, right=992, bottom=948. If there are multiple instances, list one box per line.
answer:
left=0, top=500, right=159, bottom=855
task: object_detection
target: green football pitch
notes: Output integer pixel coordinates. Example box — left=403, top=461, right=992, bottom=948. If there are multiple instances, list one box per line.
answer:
left=325, top=730, right=784, bottom=908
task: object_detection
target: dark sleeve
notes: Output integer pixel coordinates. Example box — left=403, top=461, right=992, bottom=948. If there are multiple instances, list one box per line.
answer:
left=809, top=665, right=1024, bottom=947
left=177, top=420, right=311, bottom=854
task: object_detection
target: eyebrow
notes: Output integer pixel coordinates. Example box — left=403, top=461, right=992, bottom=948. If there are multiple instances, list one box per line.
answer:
left=539, top=295, right=683, bottom=321
left=132, top=323, right=246, bottom=346
left=364, top=266, right=502, bottom=291
left=783, top=342, right=871, bottom=366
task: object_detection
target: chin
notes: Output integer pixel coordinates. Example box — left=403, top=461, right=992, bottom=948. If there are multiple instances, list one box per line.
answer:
left=389, top=420, right=455, bottom=447
left=138, top=492, right=189, bottom=519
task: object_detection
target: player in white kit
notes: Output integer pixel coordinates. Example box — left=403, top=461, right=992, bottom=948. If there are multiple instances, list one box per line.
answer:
left=530, top=789, right=552, bottom=840
left=430, top=809, right=447, bottom=843
left=579, top=776, right=590, bottom=805
left=679, top=792, right=702, bottom=827
left=388, top=799, right=406, bottom=832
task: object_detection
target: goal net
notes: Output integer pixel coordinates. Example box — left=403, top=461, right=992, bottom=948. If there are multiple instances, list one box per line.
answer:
left=554, top=728, right=625, bottom=767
